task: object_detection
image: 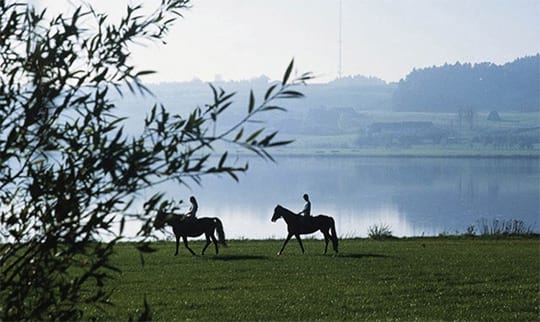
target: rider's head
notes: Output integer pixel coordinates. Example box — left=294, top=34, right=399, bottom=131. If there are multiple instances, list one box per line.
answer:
left=189, top=196, right=197, bottom=203
left=303, top=193, right=309, bottom=201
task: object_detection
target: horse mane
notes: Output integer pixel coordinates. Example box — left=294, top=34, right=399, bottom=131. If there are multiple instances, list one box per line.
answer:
left=156, top=211, right=188, bottom=227
left=276, top=205, right=298, bottom=217
left=171, top=213, right=189, bottom=223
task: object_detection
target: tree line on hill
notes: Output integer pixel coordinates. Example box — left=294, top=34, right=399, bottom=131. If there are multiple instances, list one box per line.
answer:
left=392, top=54, right=540, bottom=112
left=127, top=54, right=538, bottom=116
left=114, top=54, right=539, bottom=138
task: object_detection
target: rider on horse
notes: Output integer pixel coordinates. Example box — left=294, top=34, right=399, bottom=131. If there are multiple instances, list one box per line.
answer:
left=185, top=196, right=198, bottom=218
left=297, top=193, right=311, bottom=217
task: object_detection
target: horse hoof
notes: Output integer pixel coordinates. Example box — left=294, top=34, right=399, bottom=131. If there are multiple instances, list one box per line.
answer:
left=277, top=252, right=282, bottom=256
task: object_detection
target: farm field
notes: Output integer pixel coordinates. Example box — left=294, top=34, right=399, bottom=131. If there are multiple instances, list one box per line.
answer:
left=266, top=110, right=540, bottom=157
left=84, top=237, right=539, bottom=321
left=272, top=143, right=540, bottom=158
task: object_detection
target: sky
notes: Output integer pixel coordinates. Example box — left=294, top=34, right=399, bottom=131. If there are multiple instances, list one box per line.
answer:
left=32, top=0, right=540, bottom=83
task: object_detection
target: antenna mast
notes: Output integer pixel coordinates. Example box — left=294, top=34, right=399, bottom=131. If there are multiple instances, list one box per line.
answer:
left=338, top=0, right=343, bottom=79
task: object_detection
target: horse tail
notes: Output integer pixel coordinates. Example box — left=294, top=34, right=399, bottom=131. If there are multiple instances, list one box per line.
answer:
left=330, top=217, right=339, bottom=253
left=214, top=218, right=227, bottom=247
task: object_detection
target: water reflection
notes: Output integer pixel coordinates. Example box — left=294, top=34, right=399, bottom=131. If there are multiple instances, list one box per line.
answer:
left=126, top=156, right=540, bottom=239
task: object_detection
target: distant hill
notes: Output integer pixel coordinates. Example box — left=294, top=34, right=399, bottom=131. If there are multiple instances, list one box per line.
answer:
left=136, top=74, right=394, bottom=111
left=114, top=55, right=539, bottom=136
left=113, top=74, right=395, bottom=135
left=299, top=75, right=395, bottom=111
left=392, top=54, right=540, bottom=112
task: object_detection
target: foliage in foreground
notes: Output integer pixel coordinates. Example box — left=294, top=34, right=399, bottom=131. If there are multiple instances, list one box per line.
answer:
left=87, top=238, right=539, bottom=321
left=473, top=218, right=537, bottom=236
left=367, top=223, right=393, bottom=240
left=0, top=1, right=310, bottom=320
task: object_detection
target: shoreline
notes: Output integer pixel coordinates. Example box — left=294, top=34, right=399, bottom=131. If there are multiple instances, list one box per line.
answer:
left=230, top=147, right=540, bottom=159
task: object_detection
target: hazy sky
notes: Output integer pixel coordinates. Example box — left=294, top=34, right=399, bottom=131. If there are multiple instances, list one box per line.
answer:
left=33, top=0, right=540, bottom=83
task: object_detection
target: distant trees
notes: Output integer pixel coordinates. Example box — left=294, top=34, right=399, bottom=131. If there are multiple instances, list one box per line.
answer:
left=393, top=54, right=540, bottom=112
left=0, top=1, right=310, bottom=320
left=118, top=55, right=539, bottom=122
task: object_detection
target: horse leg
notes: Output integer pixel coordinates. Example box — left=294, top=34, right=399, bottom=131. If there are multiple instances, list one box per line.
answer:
left=175, top=236, right=180, bottom=256
left=322, top=230, right=330, bottom=254
left=332, top=234, right=339, bottom=254
left=294, top=234, right=305, bottom=254
left=330, top=219, right=339, bottom=254
left=210, top=233, right=219, bottom=255
left=182, top=236, right=196, bottom=256
left=278, top=233, right=293, bottom=255
left=201, top=234, right=211, bottom=255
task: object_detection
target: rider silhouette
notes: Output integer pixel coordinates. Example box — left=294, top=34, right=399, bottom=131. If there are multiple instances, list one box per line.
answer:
left=185, top=196, right=198, bottom=218
left=297, top=193, right=311, bottom=216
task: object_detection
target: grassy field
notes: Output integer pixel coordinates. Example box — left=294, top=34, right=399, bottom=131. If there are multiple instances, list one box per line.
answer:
left=272, top=143, right=540, bottom=158
left=262, top=110, right=540, bottom=157
left=84, top=237, right=539, bottom=321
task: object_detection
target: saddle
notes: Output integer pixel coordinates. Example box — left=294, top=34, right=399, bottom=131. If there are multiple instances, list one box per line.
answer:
left=181, top=215, right=197, bottom=222
left=300, top=215, right=313, bottom=225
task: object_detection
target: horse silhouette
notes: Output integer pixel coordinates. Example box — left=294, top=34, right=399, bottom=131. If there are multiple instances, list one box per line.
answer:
left=154, top=212, right=226, bottom=256
left=271, top=205, right=339, bottom=255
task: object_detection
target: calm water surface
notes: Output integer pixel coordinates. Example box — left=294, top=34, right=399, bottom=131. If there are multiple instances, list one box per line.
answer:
left=138, top=156, right=540, bottom=239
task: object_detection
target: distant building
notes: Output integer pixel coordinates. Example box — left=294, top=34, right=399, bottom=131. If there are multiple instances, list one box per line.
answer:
left=368, top=121, right=434, bottom=135
left=487, top=111, right=501, bottom=121
left=365, top=121, right=448, bottom=146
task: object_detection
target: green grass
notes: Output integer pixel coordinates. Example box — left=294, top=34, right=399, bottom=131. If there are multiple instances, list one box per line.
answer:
left=84, top=238, right=540, bottom=321
left=272, top=144, right=540, bottom=158
left=259, top=110, right=540, bottom=158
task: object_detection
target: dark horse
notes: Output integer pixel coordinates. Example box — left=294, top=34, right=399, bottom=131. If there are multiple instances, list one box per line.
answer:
left=271, top=205, right=338, bottom=255
left=154, top=212, right=226, bottom=256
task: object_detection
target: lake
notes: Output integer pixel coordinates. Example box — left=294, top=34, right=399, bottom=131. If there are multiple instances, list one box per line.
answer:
left=137, top=156, right=540, bottom=240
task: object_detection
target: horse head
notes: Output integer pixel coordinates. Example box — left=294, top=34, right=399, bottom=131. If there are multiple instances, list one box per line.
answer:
left=154, top=210, right=170, bottom=229
left=271, top=205, right=284, bottom=222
